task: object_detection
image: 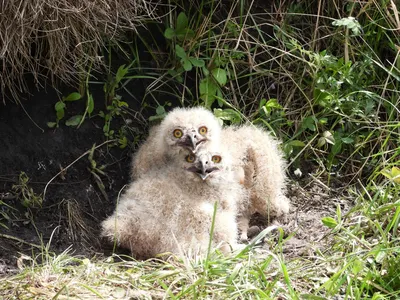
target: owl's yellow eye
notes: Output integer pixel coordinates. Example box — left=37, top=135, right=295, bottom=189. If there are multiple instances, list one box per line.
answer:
left=199, top=126, right=208, bottom=136
left=211, top=155, right=222, bottom=163
left=186, top=154, right=195, bottom=163
left=173, top=129, right=183, bottom=138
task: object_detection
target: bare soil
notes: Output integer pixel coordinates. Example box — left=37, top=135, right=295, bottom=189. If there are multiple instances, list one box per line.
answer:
left=0, top=82, right=354, bottom=276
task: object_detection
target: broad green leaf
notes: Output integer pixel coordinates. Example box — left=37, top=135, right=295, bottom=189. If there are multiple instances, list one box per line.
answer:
left=332, top=17, right=362, bottom=35
left=55, top=101, right=65, bottom=120
left=199, top=77, right=218, bottom=108
left=392, top=166, right=400, bottom=184
left=351, top=258, right=364, bottom=275
left=199, top=77, right=218, bottom=97
left=149, top=114, right=165, bottom=122
left=176, top=29, right=195, bottom=41
left=65, top=115, right=83, bottom=127
left=47, top=122, right=57, bottom=128
left=164, top=28, right=175, bottom=39
left=375, top=250, right=386, bottom=264
left=116, top=65, right=129, bottom=83
left=56, top=110, right=64, bottom=121
left=321, top=217, right=337, bottom=228
left=182, top=59, right=192, bottom=71
left=117, top=101, right=129, bottom=108
left=302, top=116, right=316, bottom=131
left=283, top=143, right=293, bottom=157
left=213, top=108, right=242, bottom=124
left=211, top=68, right=227, bottom=86
left=288, top=140, right=305, bottom=147
left=341, top=137, right=354, bottom=144
left=189, top=57, right=205, bottom=67
left=55, top=101, right=66, bottom=112
left=175, top=45, right=187, bottom=59
left=156, top=105, right=166, bottom=115
left=265, top=98, right=282, bottom=109
left=176, top=12, right=188, bottom=32
left=63, top=92, right=81, bottom=102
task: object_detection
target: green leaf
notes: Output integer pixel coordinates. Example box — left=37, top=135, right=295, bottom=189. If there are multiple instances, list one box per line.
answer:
left=375, top=250, right=386, bottom=264
left=288, top=140, right=305, bottom=147
left=149, top=114, right=165, bottom=122
left=182, top=59, right=192, bottom=71
left=164, top=28, right=175, bottom=39
left=213, top=108, right=242, bottom=124
left=199, top=77, right=219, bottom=107
left=332, top=17, right=362, bottom=35
left=63, top=92, right=81, bottom=102
left=55, top=101, right=66, bottom=112
left=55, top=101, right=65, bottom=120
left=302, top=116, right=317, bottom=131
left=65, top=115, right=83, bottom=127
left=351, top=258, right=364, bottom=275
left=321, top=217, right=337, bottom=228
left=265, top=98, right=283, bottom=109
left=176, top=29, right=195, bottom=41
left=47, top=122, right=57, bottom=128
left=211, top=68, right=227, bottom=86
left=156, top=106, right=166, bottom=116
left=175, top=45, right=187, bottom=59
left=341, top=137, right=354, bottom=144
left=189, top=57, right=205, bottom=67
left=115, top=64, right=129, bottom=83
left=176, top=12, right=188, bottom=32
left=88, top=94, right=94, bottom=115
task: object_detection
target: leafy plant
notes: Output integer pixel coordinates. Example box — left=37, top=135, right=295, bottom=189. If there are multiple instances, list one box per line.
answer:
left=12, top=172, right=42, bottom=208
left=98, top=97, right=129, bottom=148
left=87, top=144, right=108, bottom=201
left=47, top=92, right=82, bottom=128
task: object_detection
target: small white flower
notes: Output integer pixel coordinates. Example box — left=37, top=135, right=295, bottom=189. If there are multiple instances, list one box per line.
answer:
left=294, top=168, right=302, bottom=177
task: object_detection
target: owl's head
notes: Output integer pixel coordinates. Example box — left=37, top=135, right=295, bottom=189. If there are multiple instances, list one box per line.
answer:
left=176, top=143, right=232, bottom=182
left=160, top=107, right=221, bottom=154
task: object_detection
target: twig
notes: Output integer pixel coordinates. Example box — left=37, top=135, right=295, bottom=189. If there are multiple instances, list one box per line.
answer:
left=0, top=233, right=42, bottom=249
left=43, top=140, right=117, bottom=202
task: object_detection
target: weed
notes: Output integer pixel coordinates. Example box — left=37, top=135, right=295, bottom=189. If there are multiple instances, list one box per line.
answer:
left=87, top=144, right=109, bottom=201
left=47, top=92, right=83, bottom=128
left=12, top=172, right=42, bottom=209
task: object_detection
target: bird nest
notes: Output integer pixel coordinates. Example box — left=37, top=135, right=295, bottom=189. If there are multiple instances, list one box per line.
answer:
left=0, top=0, right=160, bottom=101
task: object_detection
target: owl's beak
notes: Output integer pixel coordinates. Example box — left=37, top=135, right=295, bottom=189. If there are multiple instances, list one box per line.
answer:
left=179, top=132, right=206, bottom=152
left=186, top=161, right=220, bottom=180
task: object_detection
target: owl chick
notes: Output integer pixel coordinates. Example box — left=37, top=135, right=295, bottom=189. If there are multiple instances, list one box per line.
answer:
left=131, top=106, right=222, bottom=180
left=220, top=125, right=290, bottom=241
left=102, top=144, right=244, bottom=259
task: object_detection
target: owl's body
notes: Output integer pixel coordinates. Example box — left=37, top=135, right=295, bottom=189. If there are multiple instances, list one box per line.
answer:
left=102, top=146, right=243, bottom=258
left=131, top=107, right=222, bottom=180
left=221, top=125, right=289, bottom=240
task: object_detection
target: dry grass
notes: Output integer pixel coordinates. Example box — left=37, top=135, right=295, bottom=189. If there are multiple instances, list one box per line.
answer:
left=0, top=0, right=160, bottom=101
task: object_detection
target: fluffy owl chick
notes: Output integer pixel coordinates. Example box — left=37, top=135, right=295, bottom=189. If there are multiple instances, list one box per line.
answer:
left=131, top=106, right=222, bottom=180
left=221, top=125, right=289, bottom=241
left=102, top=145, right=244, bottom=259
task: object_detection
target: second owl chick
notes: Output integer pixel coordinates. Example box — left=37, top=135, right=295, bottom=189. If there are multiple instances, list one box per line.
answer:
left=102, top=144, right=244, bottom=258
left=221, top=125, right=290, bottom=241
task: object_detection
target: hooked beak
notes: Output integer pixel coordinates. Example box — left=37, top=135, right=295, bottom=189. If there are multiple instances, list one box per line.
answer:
left=178, top=133, right=206, bottom=152
left=186, top=162, right=220, bottom=181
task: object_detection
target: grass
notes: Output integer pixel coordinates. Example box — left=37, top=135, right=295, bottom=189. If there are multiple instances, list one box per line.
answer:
left=0, top=0, right=159, bottom=101
left=1, top=0, right=400, bottom=299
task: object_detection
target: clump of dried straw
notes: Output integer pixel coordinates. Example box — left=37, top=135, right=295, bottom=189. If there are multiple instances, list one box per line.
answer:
left=0, top=0, right=159, bottom=101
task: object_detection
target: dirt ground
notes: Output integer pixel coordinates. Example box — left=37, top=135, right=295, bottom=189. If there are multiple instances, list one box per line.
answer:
left=0, top=83, right=353, bottom=276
